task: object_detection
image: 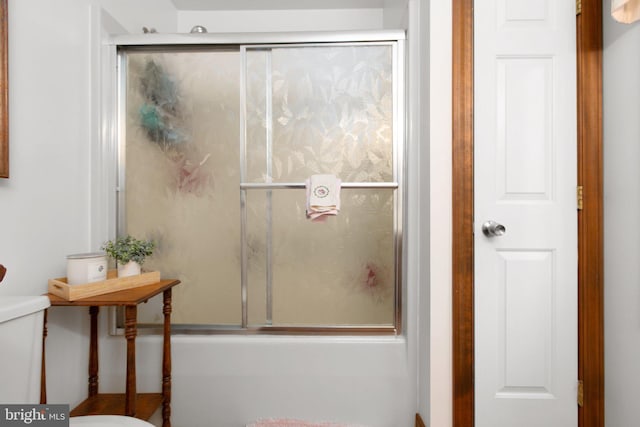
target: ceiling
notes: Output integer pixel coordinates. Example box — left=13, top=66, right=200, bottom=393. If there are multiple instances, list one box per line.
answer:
left=170, top=0, right=399, bottom=10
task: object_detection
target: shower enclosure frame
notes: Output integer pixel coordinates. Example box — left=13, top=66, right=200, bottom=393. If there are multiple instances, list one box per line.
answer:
left=111, top=30, right=406, bottom=336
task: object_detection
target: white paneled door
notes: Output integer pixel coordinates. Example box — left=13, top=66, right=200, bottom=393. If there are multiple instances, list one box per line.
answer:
left=474, top=1, right=577, bottom=426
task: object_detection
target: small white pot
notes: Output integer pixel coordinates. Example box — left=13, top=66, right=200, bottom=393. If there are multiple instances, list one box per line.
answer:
left=117, top=261, right=141, bottom=278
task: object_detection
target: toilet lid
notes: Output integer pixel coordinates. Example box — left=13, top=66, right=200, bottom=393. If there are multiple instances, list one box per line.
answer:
left=69, top=416, right=155, bottom=427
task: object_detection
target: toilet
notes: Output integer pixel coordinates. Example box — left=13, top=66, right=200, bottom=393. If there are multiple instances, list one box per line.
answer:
left=0, top=295, right=50, bottom=404
left=69, top=416, right=154, bottom=426
left=0, top=296, right=153, bottom=427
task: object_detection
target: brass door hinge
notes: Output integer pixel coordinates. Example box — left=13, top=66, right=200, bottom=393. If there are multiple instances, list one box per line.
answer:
left=578, top=380, right=584, bottom=407
left=576, top=0, right=582, bottom=15
left=577, top=186, right=584, bottom=210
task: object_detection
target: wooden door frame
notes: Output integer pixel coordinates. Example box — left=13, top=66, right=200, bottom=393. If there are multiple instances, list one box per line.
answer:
left=451, top=1, right=604, bottom=426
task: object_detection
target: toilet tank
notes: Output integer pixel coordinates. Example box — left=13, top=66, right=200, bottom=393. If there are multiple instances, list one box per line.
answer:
left=0, top=296, right=50, bottom=403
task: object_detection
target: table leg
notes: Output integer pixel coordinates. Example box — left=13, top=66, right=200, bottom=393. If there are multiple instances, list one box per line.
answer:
left=162, top=289, right=172, bottom=427
left=124, top=305, right=137, bottom=417
left=40, top=309, right=48, bottom=404
left=88, top=306, right=99, bottom=397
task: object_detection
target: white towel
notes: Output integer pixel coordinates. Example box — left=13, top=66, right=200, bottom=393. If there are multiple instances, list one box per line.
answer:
left=305, top=174, right=341, bottom=222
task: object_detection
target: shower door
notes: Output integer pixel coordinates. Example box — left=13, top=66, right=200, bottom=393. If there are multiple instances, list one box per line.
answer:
left=119, top=41, right=403, bottom=333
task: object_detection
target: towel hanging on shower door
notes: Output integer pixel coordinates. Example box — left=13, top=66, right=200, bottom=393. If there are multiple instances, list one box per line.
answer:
left=612, top=0, right=640, bottom=23
left=305, top=174, right=341, bottom=222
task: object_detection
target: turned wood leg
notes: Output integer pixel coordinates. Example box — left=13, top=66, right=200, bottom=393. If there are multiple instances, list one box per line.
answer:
left=162, top=289, right=172, bottom=427
left=89, top=306, right=99, bottom=397
left=40, top=308, right=48, bottom=404
left=124, top=305, right=137, bottom=417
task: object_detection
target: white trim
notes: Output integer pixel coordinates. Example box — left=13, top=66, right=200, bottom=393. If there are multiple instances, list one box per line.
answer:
left=109, top=29, right=406, bottom=46
left=90, top=6, right=124, bottom=251
left=428, top=0, right=453, bottom=426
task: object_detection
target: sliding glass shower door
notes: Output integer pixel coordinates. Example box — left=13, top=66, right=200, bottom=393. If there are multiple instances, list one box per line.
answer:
left=120, top=40, right=403, bottom=333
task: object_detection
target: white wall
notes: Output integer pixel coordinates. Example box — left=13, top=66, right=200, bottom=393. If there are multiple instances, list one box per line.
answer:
left=0, top=0, right=176, bottom=411
left=0, top=0, right=176, bottom=289
left=100, top=0, right=177, bottom=35
left=1, top=0, right=99, bottom=409
left=603, top=2, right=640, bottom=426
left=0, top=1, right=435, bottom=426
left=1, top=0, right=91, bottom=297
left=177, top=9, right=384, bottom=32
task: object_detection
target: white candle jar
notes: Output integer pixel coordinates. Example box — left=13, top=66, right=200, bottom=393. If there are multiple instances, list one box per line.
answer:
left=66, top=252, right=108, bottom=285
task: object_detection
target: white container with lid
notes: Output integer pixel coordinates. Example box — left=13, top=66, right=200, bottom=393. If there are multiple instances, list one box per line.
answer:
left=66, top=252, right=108, bottom=285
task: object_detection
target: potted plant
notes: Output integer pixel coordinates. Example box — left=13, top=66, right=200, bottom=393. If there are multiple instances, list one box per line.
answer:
left=102, top=235, right=155, bottom=277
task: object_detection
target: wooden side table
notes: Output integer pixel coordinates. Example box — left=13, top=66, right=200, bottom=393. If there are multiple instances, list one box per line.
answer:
left=42, top=279, right=180, bottom=427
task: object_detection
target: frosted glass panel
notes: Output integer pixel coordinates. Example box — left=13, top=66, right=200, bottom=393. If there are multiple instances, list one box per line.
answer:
left=124, top=50, right=242, bottom=325
left=246, top=189, right=395, bottom=326
left=245, top=49, right=269, bottom=183
left=120, top=41, right=400, bottom=332
left=246, top=45, right=394, bottom=183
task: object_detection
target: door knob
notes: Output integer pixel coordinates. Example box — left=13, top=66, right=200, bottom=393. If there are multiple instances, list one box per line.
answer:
left=482, top=221, right=506, bottom=237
